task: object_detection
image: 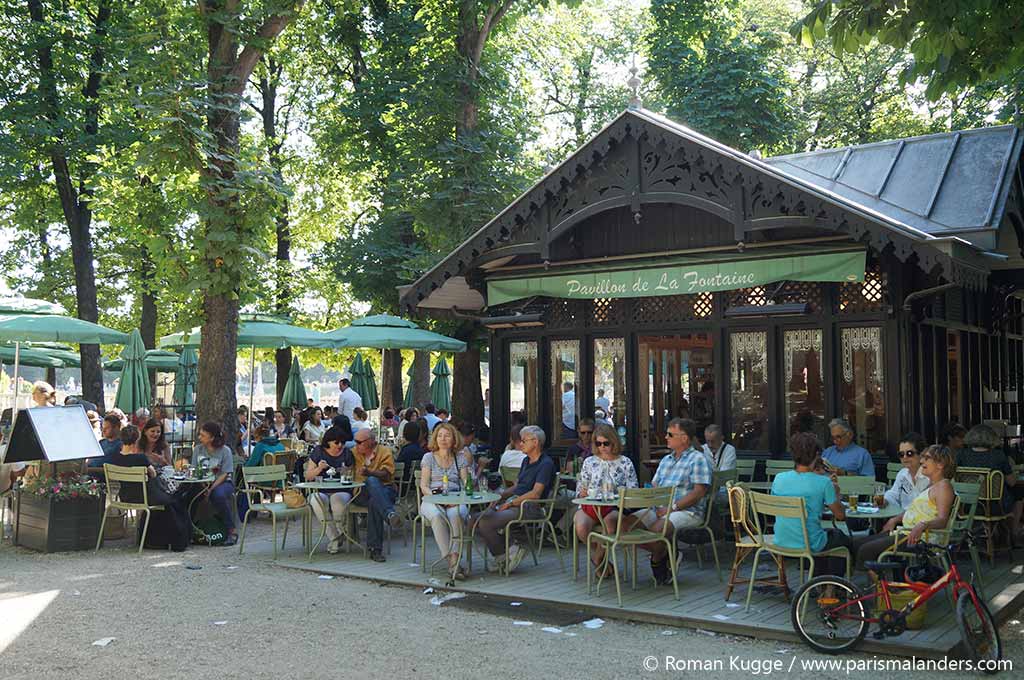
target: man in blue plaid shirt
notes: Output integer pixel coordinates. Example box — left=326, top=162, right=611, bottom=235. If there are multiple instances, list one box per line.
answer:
left=630, top=417, right=710, bottom=584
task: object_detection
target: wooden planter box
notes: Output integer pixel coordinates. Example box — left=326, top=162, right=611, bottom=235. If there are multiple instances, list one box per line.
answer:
left=14, top=492, right=104, bottom=553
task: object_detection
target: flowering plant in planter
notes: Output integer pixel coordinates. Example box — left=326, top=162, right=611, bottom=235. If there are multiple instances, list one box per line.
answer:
left=22, top=472, right=102, bottom=502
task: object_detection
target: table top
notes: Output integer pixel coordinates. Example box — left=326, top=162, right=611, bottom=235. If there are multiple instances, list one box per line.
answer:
left=839, top=503, right=902, bottom=519
left=295, top=480, right=364, bottom=490
left=422, top=491, right=500, bottom=506
left=572, top=496, right=622, bottom=507
left=176, top=476, right=215, bottom=484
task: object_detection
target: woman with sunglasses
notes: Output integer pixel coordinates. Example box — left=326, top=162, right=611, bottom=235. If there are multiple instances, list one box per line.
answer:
left=851, top=444, right=957, bottom=572
left=883, top=433, right=931, bottom=515
left=574, top=423, right=638, bottom=578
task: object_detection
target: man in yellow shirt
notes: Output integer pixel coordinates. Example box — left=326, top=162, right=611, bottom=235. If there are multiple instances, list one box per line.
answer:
left=349, top=430, right=401, bottom=562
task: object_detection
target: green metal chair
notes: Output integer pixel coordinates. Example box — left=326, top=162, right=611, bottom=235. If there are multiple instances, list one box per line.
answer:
left=734, top=459, right=756, bottom=482
left=410, top=470, right=428, bottom=571
left=499, top=465, right=520, bottom=487
left=587, top=486, right=679, bottom=606
left=886, top=462, right=903, bottom=483
left=949, top=480, right=985, bottom=597
left=96, top=464, right=165, bottom=555
left=238, top=464, right=308, bottom=559
left=744, top=490, right=852, bottom=611
left=503, top=474, right=563, bottom=576
left=675, top=468, right=737, bottom=581
left=764, top=459, right=794, bottom=481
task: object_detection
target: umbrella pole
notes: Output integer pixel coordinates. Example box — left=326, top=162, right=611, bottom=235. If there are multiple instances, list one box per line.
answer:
left=379, top=347, right=385, bottom=441
left=11, top=342, right=20, bottom=412
left=247, top=345, right=256, bottom=455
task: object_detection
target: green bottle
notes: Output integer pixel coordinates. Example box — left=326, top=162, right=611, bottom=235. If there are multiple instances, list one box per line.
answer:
left=465, top=474, right=474, bottom=495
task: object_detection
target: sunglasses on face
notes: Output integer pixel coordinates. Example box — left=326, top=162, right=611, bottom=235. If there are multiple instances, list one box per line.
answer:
left=899, top=450, right=918, bottom=458
left=666, top=431, right=680, bottom=438
left=594, top=440, right=612, bottom=448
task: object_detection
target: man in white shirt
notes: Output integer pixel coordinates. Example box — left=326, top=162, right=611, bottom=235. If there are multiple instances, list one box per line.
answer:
left=337, top=378, right=363, bottom=419
left=701, top=424, right=736, bottom=472
left=561, top=382, right=576, bottom=439
left=594, top=388, right=610, bottom=413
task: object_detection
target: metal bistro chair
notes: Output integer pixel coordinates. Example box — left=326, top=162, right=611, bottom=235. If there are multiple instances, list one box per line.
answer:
left=734, top=459, right=756, bottom=483
left=238, top=464, right=308, bottom=560
left=588, top=486, right=679, bottom=607
left=96, top=464, right=165, bottom=555
left=502, top=474, right=563, bottom=576
left=949, top=480, right=985, bottom=597
left=499, top=465, right=520, bottom=488
left=887, top=462, right=903, bottom=484
left=410, top=470, right=427, bottom=571
left=764, top=459, right=794, bottom=482
left=956, top=466, right=1013, bottom=565
left=675, top=468, right=737, bottom=581
left=744, top=491, right=852, bottom=611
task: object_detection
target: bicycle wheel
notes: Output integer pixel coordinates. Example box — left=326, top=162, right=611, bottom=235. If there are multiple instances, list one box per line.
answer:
left=955, top=589, right=1002, bottom=673
left=791, top=575, right=869, bottom=654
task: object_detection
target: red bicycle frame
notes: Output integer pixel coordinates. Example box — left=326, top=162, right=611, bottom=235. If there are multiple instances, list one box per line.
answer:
left=827, top=559, right=981, bottom=624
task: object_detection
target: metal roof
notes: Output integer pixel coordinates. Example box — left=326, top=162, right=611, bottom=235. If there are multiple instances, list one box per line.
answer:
left=764, top=126, right=1022, bottom=251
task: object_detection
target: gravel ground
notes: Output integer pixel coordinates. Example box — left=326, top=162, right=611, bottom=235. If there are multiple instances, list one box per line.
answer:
left=1, top=522, right=1021, bottom=680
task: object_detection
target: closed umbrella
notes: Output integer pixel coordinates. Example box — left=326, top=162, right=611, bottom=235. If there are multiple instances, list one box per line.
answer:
left=173, top=347, right=198, bottom=415
left=429, top=357, right=452, bottom=412
left=403, top=363, right=415, bottom=409
left=280, top=356, right=307, bottom=409
left=160, top=314, right=331, bottom=449
left=0, top=310, right=127, bottom=411
left=327, top=314, right=465, bottom=436
left=105, top=349, right=180, bottom=373
left=113, top=329, right=151, bottom=414
left=348, top=353, right=379, bottom=412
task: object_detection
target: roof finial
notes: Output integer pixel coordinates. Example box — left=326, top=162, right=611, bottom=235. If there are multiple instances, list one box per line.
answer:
left=627, top=55, right=642, bottom=110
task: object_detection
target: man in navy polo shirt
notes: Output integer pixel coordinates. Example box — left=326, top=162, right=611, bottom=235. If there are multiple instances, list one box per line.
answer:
left=474, top=424, right=555, bottom=574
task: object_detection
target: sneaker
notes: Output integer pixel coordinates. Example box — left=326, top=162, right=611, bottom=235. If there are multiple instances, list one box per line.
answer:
left=368, top=549, right=386, bottom=563
left=487, top=555, right=506, bottom=573
left=327, top=538, right=340, bottom=554
left=650, top=558, right=670, bottom=585
left=387, top=511, right=403, bottom=530
left=222, top=534, right=238, bottom=547
left=506, top=544, right=527, bottom=573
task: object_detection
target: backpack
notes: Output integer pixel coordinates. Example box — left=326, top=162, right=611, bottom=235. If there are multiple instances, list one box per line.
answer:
left=192, top=497, right=226, bottom=545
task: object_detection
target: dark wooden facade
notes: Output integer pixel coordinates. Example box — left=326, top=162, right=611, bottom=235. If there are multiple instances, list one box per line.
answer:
left=402, top=109, right=1024, bottom=465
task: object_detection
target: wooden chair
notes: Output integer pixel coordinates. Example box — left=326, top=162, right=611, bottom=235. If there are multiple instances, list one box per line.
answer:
left=734, top=459, right=756, bottom=482
left=956, top=466, right=1012, bottom=564
left=587, top=486, right=678, bottom=607
left=725, top=483, right=788, bottom=603
left=764, top=459, right=794, bottom=481
left=96, top=464, right=165, bottom=555
left=886, top=462, right=903, bottom=483
left=745, top=491, right=852, bottom=611
left=502, top=475, right=563, bottom=576
left=675, top=468, right=737, bottom=581
left=238, top=464, right=307, bottom=560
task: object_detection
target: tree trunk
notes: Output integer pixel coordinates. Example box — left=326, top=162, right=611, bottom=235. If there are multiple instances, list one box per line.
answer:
left=275, top=347, right=292, bottom=407
left=412, top=350, right=431, bottom=408
left=139, top=248, right=158, bottom=397
left=196, top=292, right=240, bottom=448
left=380, top=348, right=403, bottom=410
left=451, top=341, right=484, bottom=428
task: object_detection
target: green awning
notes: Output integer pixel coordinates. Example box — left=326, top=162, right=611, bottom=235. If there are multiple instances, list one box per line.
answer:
left=486, top=250, right=866, bottom=305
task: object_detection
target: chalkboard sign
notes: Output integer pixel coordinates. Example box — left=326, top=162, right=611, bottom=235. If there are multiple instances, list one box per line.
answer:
left=0, top=406, right=103, bottom=463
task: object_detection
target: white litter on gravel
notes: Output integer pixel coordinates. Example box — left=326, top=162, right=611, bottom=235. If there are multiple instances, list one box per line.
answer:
left=509, top=602, right=522, bottom=607
left=318, top=575, right=334, bottom=580
left=541, top=627, right=562, bottom=634
left=91, top=638, right=115, bottom=647
left=582, top=618, right=604, bottom=629
left=212, top=621, right=228, bottom=626
left=430, top=592, right=466, bottom=606
left=513, top=621, right=533, bottom=626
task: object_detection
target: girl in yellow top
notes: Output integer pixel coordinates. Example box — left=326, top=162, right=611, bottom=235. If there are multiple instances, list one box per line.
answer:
left=851, top=445, right=957, bottom=571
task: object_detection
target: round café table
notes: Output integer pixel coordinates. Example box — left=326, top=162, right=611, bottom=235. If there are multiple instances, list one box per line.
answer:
left=421, top=490, right=500, bottom=584
left=827, top=501, right=902, bottom=533
left=570, top=496, right=624, bottom=581
left=295, top=480, right=365, bottom=558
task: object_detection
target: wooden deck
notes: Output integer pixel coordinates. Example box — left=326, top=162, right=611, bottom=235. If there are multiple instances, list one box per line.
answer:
left=259, top=528, right=1024, bottom=660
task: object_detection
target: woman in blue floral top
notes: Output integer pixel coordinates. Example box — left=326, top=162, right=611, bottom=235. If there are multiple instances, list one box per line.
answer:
left=574, top=423, right=638, bottom=577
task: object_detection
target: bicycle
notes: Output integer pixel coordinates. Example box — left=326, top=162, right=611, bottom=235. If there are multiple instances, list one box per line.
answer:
left=790, top=534, right=1002, bottom=673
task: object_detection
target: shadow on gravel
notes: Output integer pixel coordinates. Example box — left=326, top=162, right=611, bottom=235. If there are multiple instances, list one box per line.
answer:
left=437, top=592, right=591, bottom=627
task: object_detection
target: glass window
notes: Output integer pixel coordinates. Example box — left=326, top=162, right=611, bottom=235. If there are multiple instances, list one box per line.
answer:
left=783, top=329, right=826, bottom=445
left=947, top=331, right=961, bottom=425
left=509, top=341, right=538, bottom=425
left=593, top=337, right=626, bottom=431
left=840, top=326, right=886, bottom=452
left=550, top=339, right=580, bottom=444
left=730, top=331, right=769, bottom=450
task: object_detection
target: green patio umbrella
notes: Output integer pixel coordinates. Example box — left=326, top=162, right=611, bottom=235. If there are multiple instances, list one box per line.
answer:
left=348, top=353, right=379, bottom=411
left=160, top=314, right=332, bottom=447
left=105, top=349, right=180, bottom=372
left=0, top=345, right=64, bottom=368
left=0, top=311, right=127, bottom=412
left=280, top=356, right=307, bottom=409
left=173, top=347, right=198, bottom=414
left=403, top=363, right=415, bottom=409
left=429, top=357, right=452, bottom=412
left=113, top=329, right=151, bottom=414
left=28, top=342, right=82, bottom=368
left=0, top=296, right=65, bottom=315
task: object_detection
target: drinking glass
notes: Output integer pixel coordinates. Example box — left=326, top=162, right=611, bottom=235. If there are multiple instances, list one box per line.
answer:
left=873, top=483, right=887, bottom=508
left=847, top=493, right=859, bottom=508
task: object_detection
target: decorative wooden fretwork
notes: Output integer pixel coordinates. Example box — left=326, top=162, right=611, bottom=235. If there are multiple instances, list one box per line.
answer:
left=775, top=281, right=824, bottom=313
left=837, top=259, right=887, bottom=314
left=727, top=286, right=768, bottom=309
left=544, top=299, right=585, bottom=329
left=588, top=298, right=627, bottom=327
left=694, top=291, right=714, bottom=318
left=631, top=294, right=701, bottom=325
